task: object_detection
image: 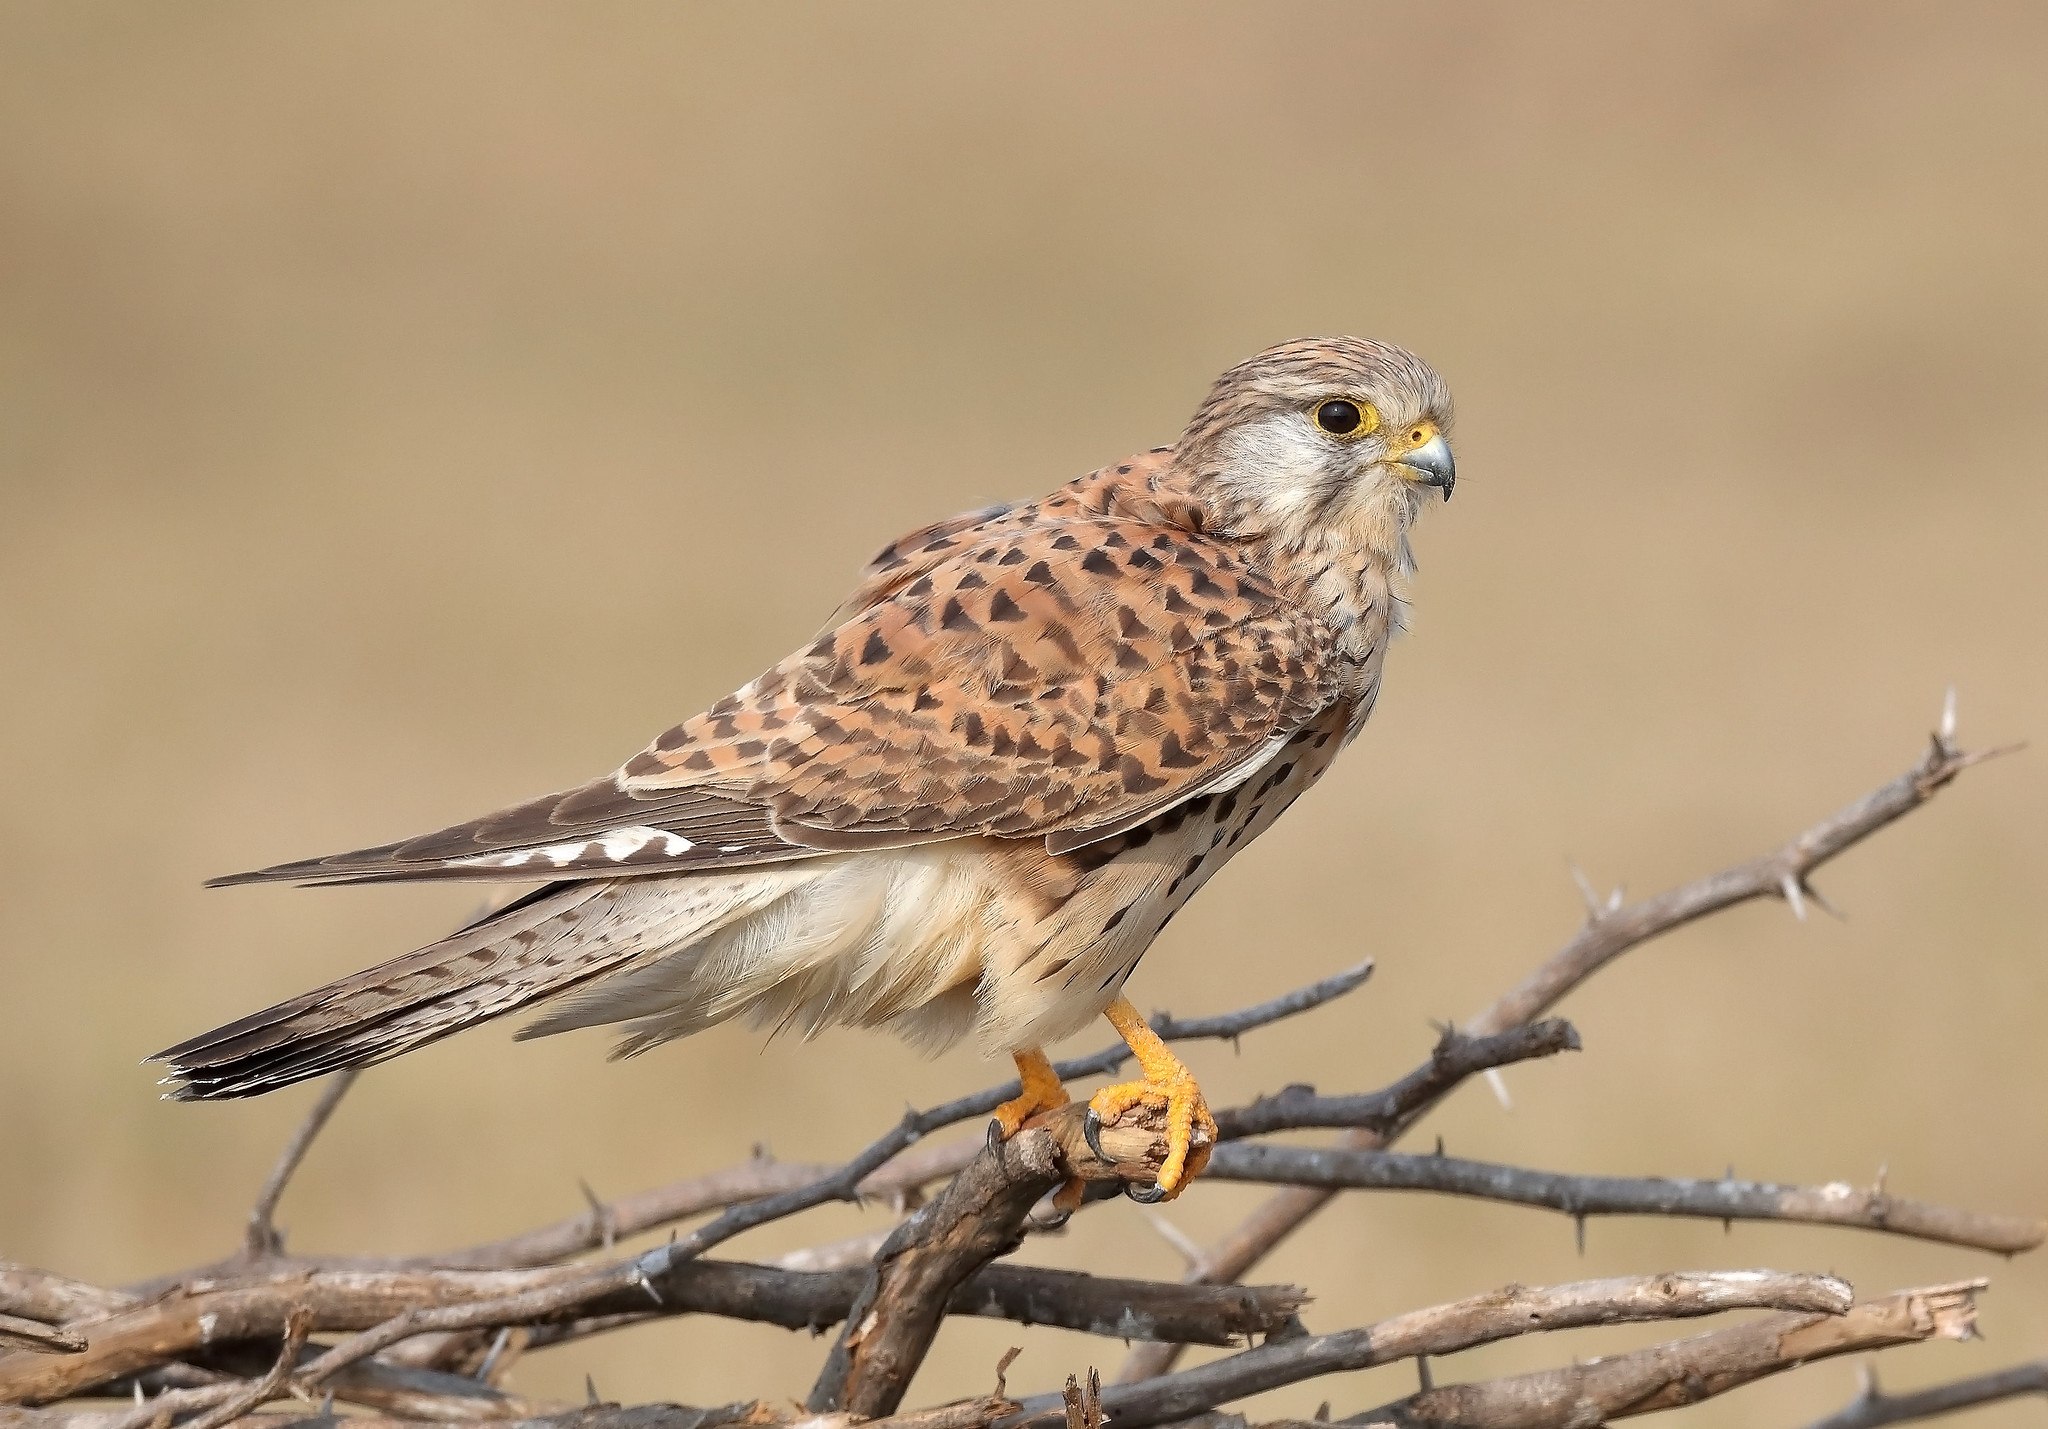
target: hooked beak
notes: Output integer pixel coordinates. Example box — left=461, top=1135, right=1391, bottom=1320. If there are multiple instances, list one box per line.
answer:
left=1396, top=432, right=1456, bottom=500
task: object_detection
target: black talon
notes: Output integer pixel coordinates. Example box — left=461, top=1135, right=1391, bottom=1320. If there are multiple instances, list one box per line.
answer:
left=1082, top=1107, right=1108, bottom=1161
left=1036, top=1204, right=1075, bottom=1230
left=986, top=1117, right=1005, bottom=1152
left=1123, top=1180, right=1168, bottom=1204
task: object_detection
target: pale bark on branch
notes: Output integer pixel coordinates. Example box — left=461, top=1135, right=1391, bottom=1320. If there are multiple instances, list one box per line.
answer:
left=1007, top=1270, right=1854, bottom=1429
left=1341, top=1280, right=1985, bottom=1426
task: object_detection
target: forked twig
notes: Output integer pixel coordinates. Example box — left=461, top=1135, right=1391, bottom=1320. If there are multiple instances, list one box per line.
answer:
left=808, top=1130, right=1064, bottom=1417
left=244, top=1069, right=360, bottom=1257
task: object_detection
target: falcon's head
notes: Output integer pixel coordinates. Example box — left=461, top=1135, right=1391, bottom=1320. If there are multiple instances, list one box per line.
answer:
left=1173, top=336, right=1455, bottom=566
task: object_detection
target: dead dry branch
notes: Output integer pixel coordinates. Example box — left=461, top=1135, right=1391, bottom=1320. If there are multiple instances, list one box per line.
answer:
left=2, top=712, right=2032, bottom=1429
left=1803, top=1355, right=2048, bottom=1428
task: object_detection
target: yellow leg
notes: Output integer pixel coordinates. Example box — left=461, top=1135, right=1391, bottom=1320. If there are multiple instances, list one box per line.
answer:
left=1088, top=997, right=1216, bottom=1199
left=989, top=1049, right=1090, bottom=1223
left=990, top=1047, right=1072, bottom=1139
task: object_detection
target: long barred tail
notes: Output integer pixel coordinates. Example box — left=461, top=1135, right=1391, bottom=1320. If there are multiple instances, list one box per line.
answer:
left=150, top=884, right=653, bottom=1100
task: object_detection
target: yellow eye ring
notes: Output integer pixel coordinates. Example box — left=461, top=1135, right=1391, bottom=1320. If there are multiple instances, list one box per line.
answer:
left=1313, top=398, right=1379, bottom=439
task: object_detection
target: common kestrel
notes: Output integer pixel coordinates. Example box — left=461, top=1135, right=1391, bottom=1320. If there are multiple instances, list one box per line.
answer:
left=155, top=336, right=1455, bottom=1202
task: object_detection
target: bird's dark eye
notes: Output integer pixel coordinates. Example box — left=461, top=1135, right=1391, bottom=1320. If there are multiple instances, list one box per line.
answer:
left=1314, top=399, right=1366, bottom=436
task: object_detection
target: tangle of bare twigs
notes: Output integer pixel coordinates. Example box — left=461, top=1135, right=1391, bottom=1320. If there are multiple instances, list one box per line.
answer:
left=1, top=710, right=2037, bottom=1429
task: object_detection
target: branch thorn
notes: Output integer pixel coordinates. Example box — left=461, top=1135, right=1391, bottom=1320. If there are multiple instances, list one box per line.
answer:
left=1483, top=1066, right=1513, bottom=1111
left=578, top=1178, right=616, bottom=1249
left=476, top=1326, right=513, bottom=1384
left=1569, top=862, right=1602, bottom=921
left=1780, top=871, right=1808, bottom=921
left=1804, top=880, right=1846, bottom=920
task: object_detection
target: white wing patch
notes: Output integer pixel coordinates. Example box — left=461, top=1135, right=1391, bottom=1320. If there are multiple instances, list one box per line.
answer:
left=599, top=826, right=694, bottom=861
left=451, top=826, right=694, bottom=871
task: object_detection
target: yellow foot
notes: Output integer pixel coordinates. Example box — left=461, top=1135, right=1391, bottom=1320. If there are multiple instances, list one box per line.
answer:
left=988, top=1047, right=1072, bottom=1142
left=1086, top=997, right=1217, bottom=1201
left=988, top=1049, right=1088, bottom=1226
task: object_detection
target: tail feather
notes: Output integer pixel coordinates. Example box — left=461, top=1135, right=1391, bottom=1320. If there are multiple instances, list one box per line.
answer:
left=151, top=884, right=636, bottom=1099
left=155, top=862, right=854, bottom=1100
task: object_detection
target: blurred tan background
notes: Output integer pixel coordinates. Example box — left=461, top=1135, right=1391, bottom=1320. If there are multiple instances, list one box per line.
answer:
left=3, top=3, right=2044, bottom=1424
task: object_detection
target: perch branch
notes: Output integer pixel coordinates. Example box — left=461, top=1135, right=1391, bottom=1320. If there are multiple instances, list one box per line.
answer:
left=1120, top=721, right=2006, bottom=1383
left=808, top=1129, right=1064, bottom=1417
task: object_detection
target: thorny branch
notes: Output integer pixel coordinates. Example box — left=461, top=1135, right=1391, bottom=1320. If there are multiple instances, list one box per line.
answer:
left=1002, top=1271, right=1857, bottom=1429
left=1200, top=1145, right=2044, bottom=1254
left=1803, top=1355, right=2048, bottom=1428
left=0, top=1255, right=1311, bottom=1405
left=1340, top=1279, right=1987, bottom=1427
left=1117, top=719, right=2015, bottom=1383
left=1, top=713, right=2031, bottom=1429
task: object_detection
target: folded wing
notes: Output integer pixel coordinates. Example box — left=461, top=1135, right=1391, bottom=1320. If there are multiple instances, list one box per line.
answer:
left=213, top=510, right=1342, bottom=888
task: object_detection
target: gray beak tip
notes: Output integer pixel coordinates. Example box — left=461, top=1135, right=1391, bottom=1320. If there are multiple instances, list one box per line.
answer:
left=1397, top=433, right=1456, bottom=500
